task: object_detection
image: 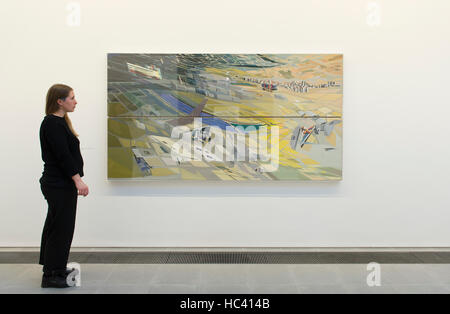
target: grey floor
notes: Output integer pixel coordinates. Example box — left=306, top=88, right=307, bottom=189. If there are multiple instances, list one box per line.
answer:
left=1, top=263, right=449, bottom=294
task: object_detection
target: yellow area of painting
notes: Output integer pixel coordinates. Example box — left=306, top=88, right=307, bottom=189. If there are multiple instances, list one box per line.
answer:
left=108, top=147, right=143, bottom=178
left=151, top=168, right=177, bottom=177
left=295, top=152, right=311, bottom=160
left=297, top=169, right=312, bottom=179
left=300, top=158, right=320, bottom=165
left=144, top=157, right=165, bottom=167
left=334, top=125, right=343, bottom=137
left=299, top=144, right=311, bottom=152
left=108, top=134, right=121, bottom=147
left=131, top=140, right=149, bottom=148
left=326, top=131, right=336, bottom=146
left=108, top=119, right=131, bottom=138
left=280, top=159, right=304, bottom=169
left=190, top=160, right=209, bottom=167
left=108, top=102, right=129, bottom=116
left=151, top=143, right=166, bottom=155
left=229, top=165, right=255, bottom=180
left=118, top=138, right=131, bottom=147
left=145, top=124, right=157, bottom=133
left=213, top=170, right=233, bottom=181
left=108, top=118, right=145, bottom=139
left=308, top=174, right=338, bottom=181
left=278, top=140, right=290, bottom=152
left=180, top=168, right=205, bottom=180
left=176, top=91, right=205, bottom=103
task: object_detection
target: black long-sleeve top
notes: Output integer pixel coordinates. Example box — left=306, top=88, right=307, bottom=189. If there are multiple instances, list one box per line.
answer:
left=39, top=114, right=84, bottom=188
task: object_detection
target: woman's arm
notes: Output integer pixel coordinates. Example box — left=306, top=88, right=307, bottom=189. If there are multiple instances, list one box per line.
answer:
left=45, top=122, right=79, bottom=178
left=72, top=174, right=89, bottom=197
left=45, top=121, right=89, bottom=196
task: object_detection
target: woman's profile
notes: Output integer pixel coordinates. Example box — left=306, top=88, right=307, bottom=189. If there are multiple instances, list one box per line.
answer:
left=39, top=84, right=89, bottom=288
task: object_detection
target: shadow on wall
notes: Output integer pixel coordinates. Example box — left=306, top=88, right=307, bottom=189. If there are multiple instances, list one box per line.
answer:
left=104, top=180, right=343, bottom=197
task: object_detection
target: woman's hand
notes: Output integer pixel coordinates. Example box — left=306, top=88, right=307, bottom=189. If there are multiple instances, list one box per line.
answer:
left=75, top=180, right=89, bottom=197
left=72, top=174, right=89, bottom=197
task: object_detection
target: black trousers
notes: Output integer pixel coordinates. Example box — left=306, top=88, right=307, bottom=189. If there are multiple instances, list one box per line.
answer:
left=39, top=184, right=78, bottom=273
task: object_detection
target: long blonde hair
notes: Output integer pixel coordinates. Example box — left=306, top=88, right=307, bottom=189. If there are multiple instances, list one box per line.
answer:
left=45, top=84, right=79, bottom=137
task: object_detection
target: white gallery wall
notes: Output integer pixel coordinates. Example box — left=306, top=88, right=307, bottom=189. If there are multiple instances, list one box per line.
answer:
left=0, top=0, right=449, bottom=247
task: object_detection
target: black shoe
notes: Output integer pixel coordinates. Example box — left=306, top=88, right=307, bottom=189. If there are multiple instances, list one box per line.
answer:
left=43, top=267, right=76, bottom=276
left=41, top=271, right=75, bottom=288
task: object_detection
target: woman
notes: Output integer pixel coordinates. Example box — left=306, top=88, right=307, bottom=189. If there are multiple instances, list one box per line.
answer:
left=39, top=84, right=89, bottom=288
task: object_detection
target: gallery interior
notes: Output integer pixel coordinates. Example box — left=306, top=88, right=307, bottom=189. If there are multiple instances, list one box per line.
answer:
left=0, top=0, right=449, bottom=295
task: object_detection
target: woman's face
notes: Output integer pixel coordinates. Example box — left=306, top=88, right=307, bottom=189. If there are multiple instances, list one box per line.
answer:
left=57, top=90, right=77, bottom=113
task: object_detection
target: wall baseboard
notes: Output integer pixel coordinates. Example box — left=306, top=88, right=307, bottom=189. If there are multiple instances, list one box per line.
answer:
left=1, top=250, right=449, bottom=264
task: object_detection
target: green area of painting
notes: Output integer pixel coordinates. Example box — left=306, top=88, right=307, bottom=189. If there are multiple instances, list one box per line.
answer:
left=270, top=166, right=311, bottom=180
left=108, top=133, right=122, bottom=147
left=172, top=93, right=201, bottom=109
left=109, top=119, right=131, bottom=138
left=279, top=70, right=293, bottom=79
left=142, top=91, right=181, bottom=116
left=108, top=102, right=129, bottom=116
left=108, top=118, right=146, bottom=139
left=129, top=90, right=145, bottom=97
left=108, top=93, right=118, bottom=102
left=108, top=147, right=143, bottom=178
left=124, top=92, right=146, bottom=108
left=116, top=94, right=138, bottom=111
left=319, top=167, right=342, bottom=177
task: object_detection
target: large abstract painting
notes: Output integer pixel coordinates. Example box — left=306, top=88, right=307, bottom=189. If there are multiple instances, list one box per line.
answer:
left=108, top=54, right=343, bottom=181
